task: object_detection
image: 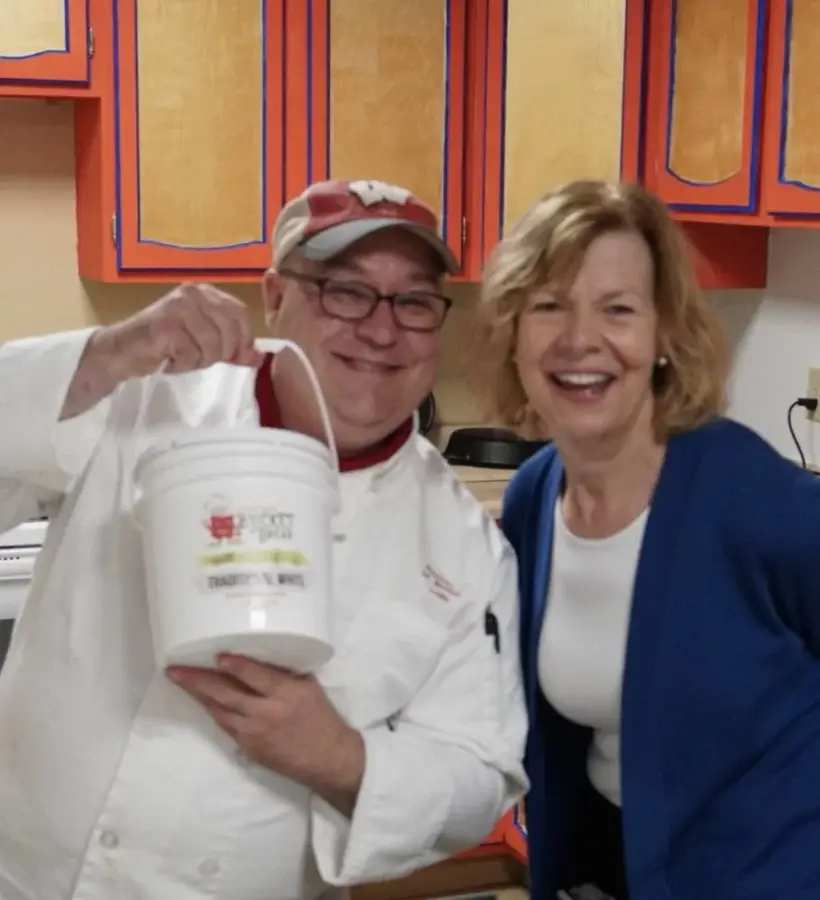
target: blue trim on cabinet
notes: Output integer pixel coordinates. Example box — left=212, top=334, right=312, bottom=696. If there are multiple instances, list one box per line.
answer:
left=636, top=0, right=650, bottom=181
left=497, top=0, right=508, bottom=241
left=282, top=0, right=289, bottom=202
left=478, top=0, right=491, bottom=263
left=623, top=0, right=652, bottom=182
left=307, top=0, right=313, bottom=184
left=777, top=0, right=794, bottom=185
left=261, top=0, right=269, bottom=245
left=113, top=0, right=124, bottom=271
left=278, top=0, right=286, bottom=224
left=618, top=3, right=628, bottom=176
left=441, top=0, right=452, bottom=250
left=324, top=0, right=331, bottom=179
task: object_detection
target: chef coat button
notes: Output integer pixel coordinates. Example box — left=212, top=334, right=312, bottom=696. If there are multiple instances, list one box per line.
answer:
left=99, top=830, right=119, bottom=849
left=199, top=857, right=220, bottom=877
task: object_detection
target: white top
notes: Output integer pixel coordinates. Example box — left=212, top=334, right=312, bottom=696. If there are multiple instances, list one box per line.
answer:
left=538, top=502, right=648, bottom=807
left=0, top=329, right=528, bottom=900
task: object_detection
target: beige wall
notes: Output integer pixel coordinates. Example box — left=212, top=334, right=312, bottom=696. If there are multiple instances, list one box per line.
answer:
left=0, top=97, right=486, bottom=429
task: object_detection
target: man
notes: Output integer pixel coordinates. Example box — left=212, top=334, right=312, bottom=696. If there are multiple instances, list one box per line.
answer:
left=0, top=179, right=527, bottom=900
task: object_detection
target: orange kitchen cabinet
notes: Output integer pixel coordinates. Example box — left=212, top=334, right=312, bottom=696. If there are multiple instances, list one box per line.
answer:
left=0, top=0, right=92, bottom=91
left=640, top=0, right=820, bottom=287
left=468, top=0, right=766, bottom=290
left=283, top=0, right=467, bottom=275
left=616, top=0, right=771, bottom=287
left=458, top=802, right=527, bottom=865
left=470, top=0, right=647, bottom=276
left=75, top=0, right=285, bottom=282
left=761, top=0, right=820, bottom=218
left=645, top=0, right=766, bottom=215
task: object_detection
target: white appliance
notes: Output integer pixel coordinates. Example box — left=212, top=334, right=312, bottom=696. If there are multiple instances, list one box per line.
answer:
left=0, top=519, right=47, bottom=668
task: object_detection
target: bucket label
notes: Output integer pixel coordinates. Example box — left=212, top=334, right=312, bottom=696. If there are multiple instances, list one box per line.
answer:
left=197, top=497, right=309, bottom=597
left=204, top=570, right=306, bottom=591
left=204, top=510, right=295, bottom=543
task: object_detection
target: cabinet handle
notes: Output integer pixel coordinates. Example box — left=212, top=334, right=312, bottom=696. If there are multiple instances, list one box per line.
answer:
left=110, top=214, right=117, bottom=247
left=87, top=27, right=95, bottom=59
left=461, top=216, right=468, bottom=248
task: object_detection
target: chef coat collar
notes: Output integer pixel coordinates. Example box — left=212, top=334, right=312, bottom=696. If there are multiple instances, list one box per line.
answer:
left=254, top=353, right=414, bottom=472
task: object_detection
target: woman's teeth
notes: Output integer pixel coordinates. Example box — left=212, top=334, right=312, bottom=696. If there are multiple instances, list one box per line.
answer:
left=552, top=372, right=613, bottom=388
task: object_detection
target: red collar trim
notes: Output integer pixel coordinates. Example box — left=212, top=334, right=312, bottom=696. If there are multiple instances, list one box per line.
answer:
left=254, top=354, right=413, bottom=473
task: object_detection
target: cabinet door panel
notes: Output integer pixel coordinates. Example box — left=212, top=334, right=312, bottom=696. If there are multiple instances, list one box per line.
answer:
left=646, top=0, right=765, bottom=213
left=286, top=0, right=466, bottom=269
left=115, top=0, right=284, bottom=272
left=505, top=1, right=625, bottom=229
left=0, top=0, right=89, bottom=85
left=481, top=0, right=646, bottom=254
left=763, top=0, right=820, bottom=216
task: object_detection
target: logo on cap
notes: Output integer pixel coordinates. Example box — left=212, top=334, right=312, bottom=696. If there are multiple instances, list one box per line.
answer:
left=348, top=180, right=412, bottom=208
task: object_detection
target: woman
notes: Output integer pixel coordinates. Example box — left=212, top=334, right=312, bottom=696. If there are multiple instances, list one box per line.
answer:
left=479, top=180, right=820, bottom=900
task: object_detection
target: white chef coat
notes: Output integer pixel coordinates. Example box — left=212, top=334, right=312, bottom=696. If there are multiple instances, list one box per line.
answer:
left=0, top=329, right=528, bottom=900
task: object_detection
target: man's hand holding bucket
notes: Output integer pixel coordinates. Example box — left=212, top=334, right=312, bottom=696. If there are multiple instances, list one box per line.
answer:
left=60, top=283, right=264, bottom=421
left=168, top=654, right=365, bottom=815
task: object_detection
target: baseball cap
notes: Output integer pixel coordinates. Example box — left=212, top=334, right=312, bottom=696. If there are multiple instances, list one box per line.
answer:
left=272, top=179, right=458, bottom=274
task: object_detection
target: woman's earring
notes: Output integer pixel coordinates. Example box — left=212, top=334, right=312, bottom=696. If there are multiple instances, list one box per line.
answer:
left=651, top=356, right=669, bottom=392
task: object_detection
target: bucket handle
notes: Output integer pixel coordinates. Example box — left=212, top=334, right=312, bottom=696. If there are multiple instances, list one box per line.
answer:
left=125, top=338, right=340, bottom=511
left=254, top=338, right=339, bottom=475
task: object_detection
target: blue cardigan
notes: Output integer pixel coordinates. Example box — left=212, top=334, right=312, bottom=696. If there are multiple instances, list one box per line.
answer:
left=501, top=418, right=820, bottom=900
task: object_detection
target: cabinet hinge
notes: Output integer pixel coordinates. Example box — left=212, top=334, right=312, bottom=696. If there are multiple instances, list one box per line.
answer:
left=111, top=213, right=118, bottom=247
left=461, top=216, right=468, bottom=248
left=87, top=27, right=95, bottom=59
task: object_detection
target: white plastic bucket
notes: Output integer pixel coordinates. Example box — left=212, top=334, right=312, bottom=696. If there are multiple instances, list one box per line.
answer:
left=133, top=338, right=339, bottom=674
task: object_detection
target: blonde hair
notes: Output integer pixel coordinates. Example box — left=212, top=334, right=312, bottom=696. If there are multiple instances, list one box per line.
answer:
left=477, top=180, right=729, bottom=438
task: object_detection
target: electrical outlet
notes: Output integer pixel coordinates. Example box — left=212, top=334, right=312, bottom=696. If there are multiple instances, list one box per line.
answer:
left=807, top=368, right=820, bottom=421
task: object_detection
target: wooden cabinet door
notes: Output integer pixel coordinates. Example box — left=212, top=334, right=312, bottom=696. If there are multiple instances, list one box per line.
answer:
left=113, top=0, right=284, bottom=273
left=284, top=0, right=467, bottom=271
left=762, top=0, right=820, bottom=217
left=645, top=0, right=766, bottom=214
left=478, top=0, right=646, bottom=258
left=0, top=0, right=90, bottom=86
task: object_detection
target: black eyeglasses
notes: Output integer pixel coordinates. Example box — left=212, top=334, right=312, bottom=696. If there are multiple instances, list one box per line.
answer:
left=279, top=269, right=451, bottom=333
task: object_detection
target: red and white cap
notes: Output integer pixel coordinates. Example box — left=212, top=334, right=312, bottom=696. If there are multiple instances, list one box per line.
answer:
left=272, top=179, right=458, bottom=274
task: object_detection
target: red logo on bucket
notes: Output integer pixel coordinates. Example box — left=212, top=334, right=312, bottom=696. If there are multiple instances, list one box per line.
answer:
left=202, top=496, right=296, bottom=545
left=203, top=497, right=241, bottom=544
left=206, top=514, right=239, bottom=542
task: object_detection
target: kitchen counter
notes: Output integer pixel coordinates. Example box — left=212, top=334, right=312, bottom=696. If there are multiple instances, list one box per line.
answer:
left=430, top=424, right=518, bottom=519
left=451, top=465, right=515, bottom=519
